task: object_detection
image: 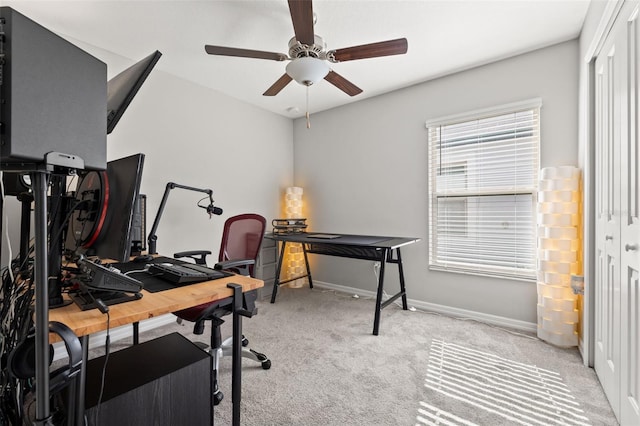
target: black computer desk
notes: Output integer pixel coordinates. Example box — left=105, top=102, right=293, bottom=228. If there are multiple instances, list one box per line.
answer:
left=265, top=233, right=420, bottom=335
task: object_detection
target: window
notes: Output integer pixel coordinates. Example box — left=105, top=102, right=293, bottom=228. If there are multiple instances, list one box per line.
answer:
left=426, top=99, right=541, bottom=280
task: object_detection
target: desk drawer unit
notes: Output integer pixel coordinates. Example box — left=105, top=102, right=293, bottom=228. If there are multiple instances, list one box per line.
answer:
left=255, top=236, right=278, bottom=299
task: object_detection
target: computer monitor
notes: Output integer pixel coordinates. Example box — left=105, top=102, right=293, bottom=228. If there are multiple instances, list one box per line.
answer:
left=65, top=153, right=145, bottom=263
left=107, top=51, right=162, bottom=134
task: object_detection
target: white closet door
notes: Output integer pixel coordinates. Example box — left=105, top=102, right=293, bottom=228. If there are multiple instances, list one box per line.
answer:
left=620, top=4, right=640, bottom=424
left=594, top=2, right=640, bottom=423
left=594, top=16, right=623, bottom=419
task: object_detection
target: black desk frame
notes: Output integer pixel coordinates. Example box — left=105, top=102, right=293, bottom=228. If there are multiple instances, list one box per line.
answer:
left=267, top=233, right=419, bottom=335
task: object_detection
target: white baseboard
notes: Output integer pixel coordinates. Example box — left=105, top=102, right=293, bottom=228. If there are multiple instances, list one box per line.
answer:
left=312, top=280, right=538, bottom=334
left=53, top=314, right=177, bottom=361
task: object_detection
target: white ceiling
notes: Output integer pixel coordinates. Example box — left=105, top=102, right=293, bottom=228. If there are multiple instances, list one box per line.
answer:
left=4, top=0, right=591, bottom=118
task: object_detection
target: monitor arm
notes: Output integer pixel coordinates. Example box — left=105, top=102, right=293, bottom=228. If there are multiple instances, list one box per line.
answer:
left=147, top=182, right=222, bottom=255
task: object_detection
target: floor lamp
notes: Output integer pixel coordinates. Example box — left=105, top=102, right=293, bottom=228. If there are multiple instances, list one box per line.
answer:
left=537, top=166, right=581, bottom=347
left=284, top=187, right=305, bottom=288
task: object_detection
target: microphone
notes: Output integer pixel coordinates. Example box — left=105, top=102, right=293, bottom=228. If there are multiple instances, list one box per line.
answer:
left=200, top=203, right=223, bottom=217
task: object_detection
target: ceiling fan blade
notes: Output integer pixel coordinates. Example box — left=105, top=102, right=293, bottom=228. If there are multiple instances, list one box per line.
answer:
left=205, top=45, right=287, bottom=61
left=330, top=38, right=408, bottom=62
left=288, top=0, right=315, bottom=46
left=263, top=74, right=293, bottom=96
left=324, top=71, right=362, bottom=97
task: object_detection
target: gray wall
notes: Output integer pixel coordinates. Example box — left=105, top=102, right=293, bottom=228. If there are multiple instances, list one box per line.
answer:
left=100, top=48, right=293, bottom=258
left=292, top=40, right=579, bottom=326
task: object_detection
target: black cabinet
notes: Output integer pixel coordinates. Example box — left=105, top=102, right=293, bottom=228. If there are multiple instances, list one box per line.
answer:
left=84, top=332, right=212, bottom=425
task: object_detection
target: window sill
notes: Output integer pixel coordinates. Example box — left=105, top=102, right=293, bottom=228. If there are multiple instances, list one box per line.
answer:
left=428, top=265, right=536, bottom=283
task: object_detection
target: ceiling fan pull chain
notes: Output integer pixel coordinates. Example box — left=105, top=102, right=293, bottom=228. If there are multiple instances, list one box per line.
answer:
left=306, top=85, right=311, bottom=129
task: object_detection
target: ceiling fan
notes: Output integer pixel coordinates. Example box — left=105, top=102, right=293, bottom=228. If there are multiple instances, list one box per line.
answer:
left=204, top=0, right=408, bottom=97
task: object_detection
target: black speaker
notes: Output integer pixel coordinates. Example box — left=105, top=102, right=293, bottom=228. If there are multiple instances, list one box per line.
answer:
left=2, top=173, right=31, bottom=196
left=0, top=7, right=107, bottom=170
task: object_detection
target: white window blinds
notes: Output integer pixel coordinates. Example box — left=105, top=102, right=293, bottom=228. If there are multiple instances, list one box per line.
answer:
left=427, top=100, right=540, bottom=279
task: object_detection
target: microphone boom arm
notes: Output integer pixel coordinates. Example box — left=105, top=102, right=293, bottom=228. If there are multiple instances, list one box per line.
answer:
left=147, top=182, right=222, bottom=255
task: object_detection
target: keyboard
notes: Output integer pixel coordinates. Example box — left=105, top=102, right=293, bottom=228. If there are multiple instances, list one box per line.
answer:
left=149, top=263, right=226, bottom=285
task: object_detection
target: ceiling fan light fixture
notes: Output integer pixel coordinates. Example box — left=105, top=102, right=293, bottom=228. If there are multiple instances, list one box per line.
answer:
left=286, top=57, right=330, bottom=86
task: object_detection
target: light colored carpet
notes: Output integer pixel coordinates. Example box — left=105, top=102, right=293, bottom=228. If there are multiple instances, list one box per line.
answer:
left=101, top=286, right=617, bottom=425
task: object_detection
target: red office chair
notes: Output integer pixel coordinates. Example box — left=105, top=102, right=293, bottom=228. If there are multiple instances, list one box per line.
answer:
left=173, top=213, right=270, bottom=405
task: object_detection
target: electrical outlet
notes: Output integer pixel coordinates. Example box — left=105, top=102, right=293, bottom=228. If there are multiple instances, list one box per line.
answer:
left=570, top=275, right=584, bottom=295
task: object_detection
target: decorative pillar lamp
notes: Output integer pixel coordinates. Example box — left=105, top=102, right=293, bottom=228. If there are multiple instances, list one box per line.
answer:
left=537, top=166, right=581, bottom=347
left=284, top=187, right=305, bottom=288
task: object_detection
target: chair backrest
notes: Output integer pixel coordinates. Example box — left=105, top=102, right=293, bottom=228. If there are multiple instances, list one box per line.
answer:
left=218, top=214, right=267, bottom=277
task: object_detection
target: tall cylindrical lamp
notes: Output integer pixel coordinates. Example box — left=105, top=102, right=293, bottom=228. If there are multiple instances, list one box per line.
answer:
left=284, top=187, right=305, bottom=288
left=536, top=166, right=581, bottom=347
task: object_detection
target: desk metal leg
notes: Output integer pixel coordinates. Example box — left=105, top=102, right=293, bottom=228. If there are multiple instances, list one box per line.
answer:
left=372, top=249, right=388, bottom=336
left=270, top=241, right=287, bottom=303
left=395, top=248, right=408, bottom=310
left=271, top=241, right=314, bottom=303
left=301, top=244, right=313, bottom=289
left=373, top=248, right=409, bottom=335
left=132, top=322, right=139, bottom=345
left=228, top=283, right=251, bottom=426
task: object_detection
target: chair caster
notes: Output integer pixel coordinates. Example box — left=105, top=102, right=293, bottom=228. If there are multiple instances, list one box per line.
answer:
left=213, top=390, right=224, bottom=406
left=242, top=337, right=249, bottom=347
left=252, top=350, right=271, bottom=369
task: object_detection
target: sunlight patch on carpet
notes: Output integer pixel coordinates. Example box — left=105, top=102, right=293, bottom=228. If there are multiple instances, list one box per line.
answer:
left=416, top=400, right=480, bottom=425
left=418, top=339, right=591, bottom=426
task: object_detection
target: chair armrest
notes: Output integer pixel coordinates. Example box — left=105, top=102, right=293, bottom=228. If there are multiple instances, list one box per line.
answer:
left=174, top=250, right=212, bottom=265
left=214, top=259, right=255, bottom=275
